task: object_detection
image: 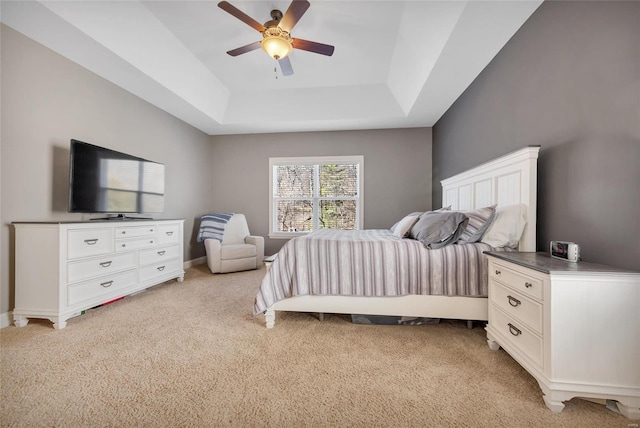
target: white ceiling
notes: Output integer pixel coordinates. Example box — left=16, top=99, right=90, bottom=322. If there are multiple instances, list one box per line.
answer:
left=1, top=0, right=542, bottom=136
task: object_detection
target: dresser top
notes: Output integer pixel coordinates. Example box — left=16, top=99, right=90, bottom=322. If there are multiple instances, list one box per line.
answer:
left=485, top=251, right=639, bottom=275
left=12, top=218, right=184, bottom=225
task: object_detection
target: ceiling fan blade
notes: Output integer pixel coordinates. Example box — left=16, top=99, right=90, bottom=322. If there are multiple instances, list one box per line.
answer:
left=218, top=1, right=265, bottom=33
left=227, top=41, right=261, bottom=57
left=278, top=56, right=294, bottom=76
left=292, top=38, right=335, bottom=56
left=279, top=0, right=310, bottom=33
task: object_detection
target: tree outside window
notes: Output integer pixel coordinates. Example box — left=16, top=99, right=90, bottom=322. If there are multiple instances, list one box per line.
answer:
left=269, top=156, right=363, bottom=238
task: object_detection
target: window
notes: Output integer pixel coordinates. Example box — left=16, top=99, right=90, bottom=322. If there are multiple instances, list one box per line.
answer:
left=269, top=156, right=364, bottom=238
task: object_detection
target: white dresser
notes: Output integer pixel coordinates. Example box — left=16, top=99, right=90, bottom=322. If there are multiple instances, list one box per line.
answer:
left=485, top=252, right=640, bottom=419
left=13, top=219, right=185, bottom=329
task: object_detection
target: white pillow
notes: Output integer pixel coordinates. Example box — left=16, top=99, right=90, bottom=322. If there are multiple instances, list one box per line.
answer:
left=393, top=215, right=420, bottom=238
left=481, top=204, right=527, bottom=249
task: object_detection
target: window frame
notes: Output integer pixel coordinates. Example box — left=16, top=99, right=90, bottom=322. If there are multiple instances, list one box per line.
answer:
left=269, top=155, right=364, bottom=239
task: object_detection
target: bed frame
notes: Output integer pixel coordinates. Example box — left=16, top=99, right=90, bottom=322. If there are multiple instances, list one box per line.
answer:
left=263, top=146, right=540, bottom=328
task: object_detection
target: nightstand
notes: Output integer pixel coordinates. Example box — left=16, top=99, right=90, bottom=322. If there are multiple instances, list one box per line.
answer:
left=485, top=251, right=640, bottom=419
left=264, top=254, right=277, bottom=271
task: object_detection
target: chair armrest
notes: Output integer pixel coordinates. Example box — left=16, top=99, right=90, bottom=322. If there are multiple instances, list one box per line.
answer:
left=204, top=239, right=222, bottom=273
left=245, top=235, right=264, bottom=265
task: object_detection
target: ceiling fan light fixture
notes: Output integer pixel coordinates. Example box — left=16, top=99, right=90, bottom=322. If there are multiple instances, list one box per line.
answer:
left=261, top=27, right=293, bottom=60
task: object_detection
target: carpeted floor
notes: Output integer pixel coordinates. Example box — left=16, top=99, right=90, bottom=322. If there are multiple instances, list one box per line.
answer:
left=0, top=264, right=631, bottom=427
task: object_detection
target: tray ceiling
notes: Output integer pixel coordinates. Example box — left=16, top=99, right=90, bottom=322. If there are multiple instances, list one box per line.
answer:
left=1, top=1, right=542, bottom=135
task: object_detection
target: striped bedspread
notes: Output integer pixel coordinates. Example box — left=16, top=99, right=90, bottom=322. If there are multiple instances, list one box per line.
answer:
left=254, top=229, right=509, bottom=315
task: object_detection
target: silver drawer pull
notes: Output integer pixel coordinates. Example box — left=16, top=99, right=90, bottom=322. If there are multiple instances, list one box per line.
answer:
left=157, top=251, right=166, bottom=256
left=495, top=270, right=501, bottom=275
left=121, top=231, right=126, bottom=235
left=100, top=280, right=113, bottom=288
left=507, top=295, right=521, bottom=307
left=524, top=282, right=533, bottom=288
left=99, top=261, right=112, bottom=268
left=149, top=240, right=154, bottom=244
left=121, top=244, right=126, bottom=248
left=166, top=231, right=174, bottom=236
left=157, top=266, right=165, bottom=271
left=84, top=239, right=98, bottom=245
left=150, top=229, right=154, bottom=232
left=508, top=323, right=522, bottom=337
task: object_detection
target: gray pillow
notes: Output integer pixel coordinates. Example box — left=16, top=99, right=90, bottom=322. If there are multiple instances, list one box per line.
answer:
left=457, top=205, right=496, bottom=243
left=409, top=211, right=469, bottom=249
left=390, top=207, right=450, bottom=232
left=390, top=212, right=424, bottom=233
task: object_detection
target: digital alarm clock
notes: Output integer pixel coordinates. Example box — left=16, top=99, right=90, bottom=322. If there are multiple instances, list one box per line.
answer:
left=550, top=241, right=580, bottom=262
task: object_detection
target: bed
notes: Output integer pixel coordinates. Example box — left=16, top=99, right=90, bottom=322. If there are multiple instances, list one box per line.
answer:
left=256, top=146, right=540, bottom=328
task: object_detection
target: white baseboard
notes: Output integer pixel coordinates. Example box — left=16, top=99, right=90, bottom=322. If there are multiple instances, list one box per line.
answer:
left=184, top=256, right=206, bottom=268
left=1, top=311, right=12, bottom=329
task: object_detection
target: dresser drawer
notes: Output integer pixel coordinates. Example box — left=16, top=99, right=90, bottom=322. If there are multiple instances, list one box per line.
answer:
left=158, top=223, right=180, bottom=245
left=67, top=270, right=137, bottom=306
left=68, top=252, right=136, bottom=284
left=139, top=259, right=182, bottom=282
left=490, top=281, right=543, bottom=334
left=490, top=305, right=543, bottom=368
left=114, top=225, right=157, bottom=239
left=139, top=244, right=181, bottom=266
left=68, top=228, right=113, bottom=259
left=115, top=237, right=158, bottom=252
left=490, top=262, right=543, bottom=301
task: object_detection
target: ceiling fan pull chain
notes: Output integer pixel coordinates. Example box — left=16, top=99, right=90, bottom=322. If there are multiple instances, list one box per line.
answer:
left=274, top=60, right=279, bottom=80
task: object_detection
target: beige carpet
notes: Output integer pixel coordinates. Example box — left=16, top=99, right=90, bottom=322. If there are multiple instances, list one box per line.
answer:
left=0, top=265, right=630, bottom=427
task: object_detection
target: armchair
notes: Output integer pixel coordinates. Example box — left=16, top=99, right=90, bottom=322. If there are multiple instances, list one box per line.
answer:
left=203, top=214, right=264, bottom=274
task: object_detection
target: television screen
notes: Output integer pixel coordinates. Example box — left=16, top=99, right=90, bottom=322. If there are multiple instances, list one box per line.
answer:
left=69, top=140, right=165, bottom=214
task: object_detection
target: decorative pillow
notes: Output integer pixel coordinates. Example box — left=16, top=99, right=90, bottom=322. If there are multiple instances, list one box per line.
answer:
left=457, top=205, right=496, bottom=243
left=409, top=211, right=469, bottom=249
left=390, top=212, right=423, bottom=233
left=390, top=207, right=450, bottom=233
left=481, top=204, right=527, bottom=249
left=392, top=215, right=420, bottom=238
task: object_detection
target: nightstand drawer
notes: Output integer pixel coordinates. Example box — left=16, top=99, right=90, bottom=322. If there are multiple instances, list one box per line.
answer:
left=490, top=305, right=543, bottom=368
left=490, top=262, right=543, bottom=301
left=490, top=281, right=542, bottom=334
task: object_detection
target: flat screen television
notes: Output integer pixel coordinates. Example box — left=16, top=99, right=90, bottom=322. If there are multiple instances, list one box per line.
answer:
left=68, top=139, right=165, bottom=217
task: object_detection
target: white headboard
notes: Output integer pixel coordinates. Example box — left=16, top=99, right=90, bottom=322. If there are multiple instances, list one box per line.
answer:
left=440, top=146, right=540, bottom=252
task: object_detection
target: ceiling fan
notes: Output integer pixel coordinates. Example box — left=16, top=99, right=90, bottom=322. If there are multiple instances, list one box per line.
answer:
left=218, top=0, right=334, bottom=77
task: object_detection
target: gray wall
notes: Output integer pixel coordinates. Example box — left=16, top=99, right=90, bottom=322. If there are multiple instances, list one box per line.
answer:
left=0, top=25, right=214, bottom=315
left=210, top=128, right=432, bottom=256
left=433, top=1, right=640, bottom=270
